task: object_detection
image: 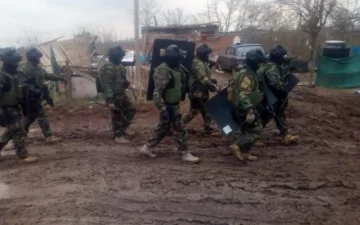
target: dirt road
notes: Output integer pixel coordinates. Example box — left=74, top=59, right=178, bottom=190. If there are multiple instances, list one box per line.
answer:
left=0, top=75, right=360, bottom=225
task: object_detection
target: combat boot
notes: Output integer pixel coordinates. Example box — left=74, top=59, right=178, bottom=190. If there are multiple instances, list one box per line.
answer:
left=181, top=151, right=200, bottom=163
left=139, top=144, right=157, bottom=158
left=3, top=140, right=15, bottom=151
left=45, top=135, right=62, bottom=143
left=254, top=140, right=265, bottom=147
left=21, top=156, right=38, bottom=163
left=229, top=144, right=258, bottom=161
left=124, top=131, right=135, bottom=137
left=114, top=136, right=130, bottom=144
left=204, top=125, right=214, bottom=134
left=204, top=126, right=221, bottom=136
left=283, top=134, right=299, bottom=145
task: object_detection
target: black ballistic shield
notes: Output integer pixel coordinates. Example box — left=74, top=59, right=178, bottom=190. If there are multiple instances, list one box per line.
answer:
left=263, top=82, right=278, bottom=106
left=204, top=89, right=240, bottom=136
left=146, top=39, right=195, bottom=101
left=286, top=73, right=299, bottom=92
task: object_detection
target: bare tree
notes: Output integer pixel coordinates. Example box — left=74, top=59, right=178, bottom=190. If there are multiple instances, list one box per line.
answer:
left=330, top=0, right=360, bottom=36
left=140, top=0, right=161, bottom=26
left=95, top=27, right=121, bottom=42
left=276, top=0, right=337, bottom=85
left=209, top=0, right=242, bottom=32
left=162, top=8, right=189, bottom=25
left=15, top=28, right=46, bottom=48
left=73, top=26, right=96, bottom=39
left=191, top=11, right=213, bottom=24
left=330, top=7, right=356, bottom=36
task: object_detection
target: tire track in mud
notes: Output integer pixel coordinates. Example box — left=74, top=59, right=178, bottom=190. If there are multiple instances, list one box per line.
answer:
left=1, top=85, right=360, bottom=224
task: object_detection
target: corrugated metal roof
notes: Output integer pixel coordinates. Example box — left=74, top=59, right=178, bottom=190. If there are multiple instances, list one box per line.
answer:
left=142, top=23, right=219, bottom=33
left=37, top=36, right=95, bottom=73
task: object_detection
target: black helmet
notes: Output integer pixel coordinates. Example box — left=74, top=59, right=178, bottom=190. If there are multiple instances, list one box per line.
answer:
left=269, top=44, right=287, bottom=64
left=26, top=47, right=43, bottom=60
left=0, top=48, right=22, bottom=64
left=196, top=43, right=212, bottom=56
left=108, top=46, right=125, bottom=58
left=1, top=48, right=22, bottom=74
left=196, top=43, right=212, bottom=62
left=108, top=46, right=125, bottom=65
left=246, top=49, right=266, bottom=64
left=164, top=44, right=183, bottom=68
left=244, top=49, right=266, bottom=71
left=165, top=44, right=181, bottom=59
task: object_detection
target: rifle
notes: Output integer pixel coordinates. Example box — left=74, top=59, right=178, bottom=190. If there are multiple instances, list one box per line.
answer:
left=20, top=83, right=43, bottom=116
left=22, top=75, right=54, bottom=107
left=119, top=65, right=137, bottom=100
left=179, top=63, right=190, bottom=99
left=40, top=83, right=54, bottom=107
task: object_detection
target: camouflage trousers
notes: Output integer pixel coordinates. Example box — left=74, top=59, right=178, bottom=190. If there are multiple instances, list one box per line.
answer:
left=235, top=114, right=263, bottom=153
left=147, top=105, right=188, bottom=151
left=261, top=99, right=288, bottom=135
left=23, top=104, right=53, bottom=137
left=111, top=94, right=136, bottom=137
left=0, top=107, right=28, bottom=159
left=182, top=97, right=212, bottom=130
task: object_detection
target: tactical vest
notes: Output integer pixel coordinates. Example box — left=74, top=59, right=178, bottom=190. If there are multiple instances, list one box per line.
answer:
left=155, top=63, right=182, bottom=104
left=99, top=62, right=128, bottom=95
left=20, top=63, right=46, bottom=86
left=227, top=69, right=263, bottom=108
left=258, top=62, right=284, bottom=81
left=188, top=59, right=211, bottom=93
left=0, top=70, right=22, bottom=106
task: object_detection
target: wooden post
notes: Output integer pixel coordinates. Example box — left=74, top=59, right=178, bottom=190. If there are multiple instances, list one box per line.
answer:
left=134, top=0, right=141, bottom=98
left=65, top=60, right=73, bottom=99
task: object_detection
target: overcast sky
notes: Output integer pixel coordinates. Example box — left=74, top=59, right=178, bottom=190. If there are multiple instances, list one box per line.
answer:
left=0, top=0, right=207, bottom=47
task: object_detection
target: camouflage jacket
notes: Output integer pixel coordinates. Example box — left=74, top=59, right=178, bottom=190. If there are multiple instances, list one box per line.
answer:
left=257, top=61, right=287, bottom=97
left=98, top=62, right=128, bottom=100
left=227, top=67, right=263, bottom=111
left=188, top=58, right=214, bottom=98
left=153, top=63, right=182, bottom=110
left=19, top=62, right=63, bottom=88
left=0, top=68, right=23, bottom=106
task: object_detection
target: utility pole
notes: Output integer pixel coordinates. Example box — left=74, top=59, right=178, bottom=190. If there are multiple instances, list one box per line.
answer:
left=207, top=0, right=211, bottom=23
left=134, top=0, right=141, bottom=97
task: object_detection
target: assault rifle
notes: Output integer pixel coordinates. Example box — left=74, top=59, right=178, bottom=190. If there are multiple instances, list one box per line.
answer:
left=22, top=75, right=54, bottom=107
left=40, top=83, right=54, bottom=107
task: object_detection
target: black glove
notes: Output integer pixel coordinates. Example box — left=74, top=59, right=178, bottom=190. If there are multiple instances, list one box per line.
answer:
left=210, top=79, right=218, bottom=85
left=160, top=108, right=169, bottom=123
left=208, top=60, right=216, bottom=69
left=123, top=80, right=130, bottom=89
left=208, top=83, right=220, bottom=92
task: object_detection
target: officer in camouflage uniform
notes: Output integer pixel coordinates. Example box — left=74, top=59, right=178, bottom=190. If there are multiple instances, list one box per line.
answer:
left=227, top=49, right=266, bottom=161
left=20, top=48, right=66, bottom=143
left=182, top=43, right=219, bottom=133
left=140, top=44, right=200, bottom=163
left=0, top=48, right=38, bottom=163
left=257, top=45, right=298, bottom=145
left=98, top=46, right=136, bottom=144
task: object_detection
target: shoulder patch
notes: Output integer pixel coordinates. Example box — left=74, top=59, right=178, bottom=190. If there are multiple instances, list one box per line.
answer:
left=239, top=75, right=253, bottom=91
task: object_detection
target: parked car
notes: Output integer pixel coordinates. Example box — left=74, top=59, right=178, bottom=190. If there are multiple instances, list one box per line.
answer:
left=89, top=51, right=135, bottom=68
left=322, top=40, right=351, bottom=58
left=216, top=43, right=266, bottom=73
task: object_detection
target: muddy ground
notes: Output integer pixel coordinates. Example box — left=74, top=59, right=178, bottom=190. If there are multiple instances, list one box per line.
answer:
left=0, top=73, right=360, bottom=225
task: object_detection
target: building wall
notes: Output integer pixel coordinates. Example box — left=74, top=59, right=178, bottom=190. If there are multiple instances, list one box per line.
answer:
left=71, top=76, right=97, bottom=99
